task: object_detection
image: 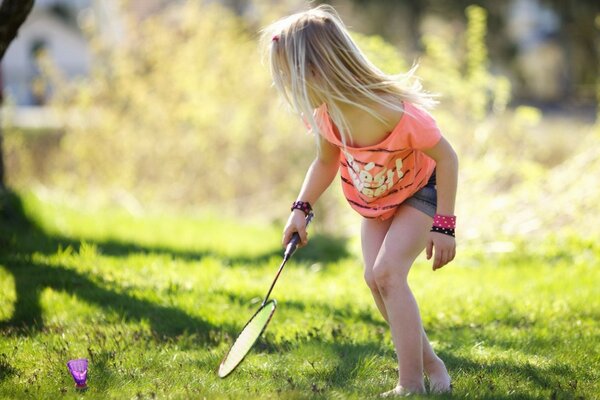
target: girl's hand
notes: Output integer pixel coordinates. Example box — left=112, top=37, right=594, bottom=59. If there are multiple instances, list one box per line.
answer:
left=282, top=210, right=309, bottom=248
left=426, top=232, right=456, bottom=270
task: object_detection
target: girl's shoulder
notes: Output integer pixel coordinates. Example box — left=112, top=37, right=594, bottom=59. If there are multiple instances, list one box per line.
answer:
left=312, top=103, right=339, bottom=144
left=396, top=102, right=442, bottom=150
left=402, top=101, right=439, bottom=130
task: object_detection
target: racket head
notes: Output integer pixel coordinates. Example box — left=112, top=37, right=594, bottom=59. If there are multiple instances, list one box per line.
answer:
left=218, top=299, right=277, bottom=378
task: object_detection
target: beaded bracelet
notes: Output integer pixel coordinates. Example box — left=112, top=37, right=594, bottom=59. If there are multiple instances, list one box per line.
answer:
left=430, top=214, right=456, bottom=237
left=291, top=201, right=312, bottom=215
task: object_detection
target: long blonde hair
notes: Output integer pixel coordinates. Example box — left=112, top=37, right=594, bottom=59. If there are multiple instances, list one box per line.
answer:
left=261, top=4, right=437, bottom=147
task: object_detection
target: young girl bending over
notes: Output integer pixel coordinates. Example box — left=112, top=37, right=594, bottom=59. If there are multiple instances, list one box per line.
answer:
left=262, top=5, right=458, bottom=397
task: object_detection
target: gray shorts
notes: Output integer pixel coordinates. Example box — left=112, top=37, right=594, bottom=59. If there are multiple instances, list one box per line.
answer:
left=403, top=171, right=437, bottom=218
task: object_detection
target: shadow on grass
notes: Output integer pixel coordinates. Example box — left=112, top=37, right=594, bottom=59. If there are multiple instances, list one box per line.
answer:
left=0, top=256, right=222, bottom=338
left=212, top=289, right=387, bottom=330
left=298, top=341, right=388, bottom=397
left=75, top=231, right=350, bottom=268
left=0, top=353, right=20, bottom=383
left=438, top=349, right=583, bottom=399
left=0, top=191, right=237, bottom=341
left=250, top=337, right=581, bottom=400
left=82, top=232, right=350, bottom=266
left=226, top=301, right=588, bottom=398
left=0, top=190, right=350, bottom=342
left=1, top=192, right=349, bottom=266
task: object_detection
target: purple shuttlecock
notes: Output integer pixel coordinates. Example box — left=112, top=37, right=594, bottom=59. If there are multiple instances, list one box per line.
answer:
left=66, top=359, right=88, bottom=389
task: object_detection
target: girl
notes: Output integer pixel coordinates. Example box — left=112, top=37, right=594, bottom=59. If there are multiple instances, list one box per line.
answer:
left=262, top=5, right=458, bottom=397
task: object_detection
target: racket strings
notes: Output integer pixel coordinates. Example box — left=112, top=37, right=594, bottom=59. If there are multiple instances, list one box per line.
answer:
left=218, top=301, right=276, bottom=377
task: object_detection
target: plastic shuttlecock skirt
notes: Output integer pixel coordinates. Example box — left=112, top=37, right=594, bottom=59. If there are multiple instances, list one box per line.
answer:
left=67, top=358, right=88, bottom=389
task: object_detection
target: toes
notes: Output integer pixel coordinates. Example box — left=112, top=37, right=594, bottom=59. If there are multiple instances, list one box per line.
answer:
left=380, top=385, right=422, bottom=397
left=430, top=382, right=453, bottom=394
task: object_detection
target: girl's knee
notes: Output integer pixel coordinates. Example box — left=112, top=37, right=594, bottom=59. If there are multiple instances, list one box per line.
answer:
left=363, top=271, right=378, bottom=292
left=372, top=258, right=409, bottom=295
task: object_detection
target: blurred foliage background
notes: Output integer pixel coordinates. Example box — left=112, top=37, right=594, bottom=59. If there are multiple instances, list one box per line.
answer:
left=2, top=0, right=600, bottom=252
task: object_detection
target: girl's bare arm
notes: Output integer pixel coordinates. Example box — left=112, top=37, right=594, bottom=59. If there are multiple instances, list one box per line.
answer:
left=423, top=137, right=458, bottom=215
left=283, top=135, right=340, bottom=247
left=422, top=137, right=459, bottom=270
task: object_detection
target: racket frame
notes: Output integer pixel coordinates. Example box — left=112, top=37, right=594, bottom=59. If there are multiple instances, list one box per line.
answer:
left=217, top=299, right=277, bottom=378
left=217, top=212, right=313, bottom=378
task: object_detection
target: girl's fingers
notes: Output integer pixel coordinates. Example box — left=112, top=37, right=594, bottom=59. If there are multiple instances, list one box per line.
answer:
left=294, top=229, right=307, bottom=248
left=282, top=227, right=294, bottom=247
left=283, top=221, right=311, bottom=248
left=426, top=240, right=434, bottom=260
left=435, top=250, right=443, bottom=270
left=431, top=235, right=458, bottom=270
left=299, top=227, right=308, bottom=245
left=433, top=248, right=442, bottom=269
left=434, top=248, right=450, bottom=270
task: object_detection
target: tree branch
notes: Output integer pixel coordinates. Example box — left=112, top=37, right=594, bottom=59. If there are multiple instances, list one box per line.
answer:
left=0, top=0, right=35, bottom=61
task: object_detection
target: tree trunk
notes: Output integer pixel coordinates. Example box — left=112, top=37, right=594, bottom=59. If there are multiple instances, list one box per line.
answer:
left=0, top=0, right=35, bottom=190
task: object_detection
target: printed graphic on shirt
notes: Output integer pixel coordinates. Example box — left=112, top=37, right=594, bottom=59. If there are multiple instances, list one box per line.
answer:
left=343, top=150, right=408, bottom=200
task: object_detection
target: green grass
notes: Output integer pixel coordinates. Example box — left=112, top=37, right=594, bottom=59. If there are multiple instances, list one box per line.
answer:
left=1, top=191, right=599, bottom=399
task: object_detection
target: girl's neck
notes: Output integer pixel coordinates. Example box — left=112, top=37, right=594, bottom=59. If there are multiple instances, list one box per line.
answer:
left=334, top=99, right=375, bottom=117
left=333, top=92, right=401, bottom=114
left=333, top=96, right=400, bottom=123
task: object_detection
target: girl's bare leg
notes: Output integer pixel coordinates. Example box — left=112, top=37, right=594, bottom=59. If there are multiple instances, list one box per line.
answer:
left=421, top=330, right=452, bottom=393
left=361, top=214, right=451, bottom=393
left=361, top=216, right=393, bottom=321
left=361, top=205, right=449, bottom=394
left=361, top=215, right=451, bottom=392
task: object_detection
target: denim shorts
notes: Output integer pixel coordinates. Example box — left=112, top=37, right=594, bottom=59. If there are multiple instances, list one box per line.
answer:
left=402, top=170, right=437, bottom=218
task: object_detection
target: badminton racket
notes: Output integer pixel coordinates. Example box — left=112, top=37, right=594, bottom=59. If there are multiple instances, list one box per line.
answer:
left=218, top=212, right=314, bottom=378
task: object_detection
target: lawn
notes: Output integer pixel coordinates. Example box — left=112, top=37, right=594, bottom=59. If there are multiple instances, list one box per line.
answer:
left=1, top=191, right=598, bottom=399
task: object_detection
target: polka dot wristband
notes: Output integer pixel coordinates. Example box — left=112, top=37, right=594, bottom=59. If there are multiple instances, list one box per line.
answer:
left=430, top=226, right=455, bottom=237
left=291, top=201, right=312, bottom=215
left=433, top=214, right=456, bottom=229
left=431, top=214, right=456, bottom=237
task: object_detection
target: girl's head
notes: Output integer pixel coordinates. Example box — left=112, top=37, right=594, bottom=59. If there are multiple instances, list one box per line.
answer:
left=261, top=4, right=436, bottom=144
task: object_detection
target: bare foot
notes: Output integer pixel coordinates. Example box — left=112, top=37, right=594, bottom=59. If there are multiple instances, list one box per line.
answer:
left=424, top=357, right=452, bottom=394
left=380, top=386, right=416, bottom=397
left=380, top=384, right=427, bottom=397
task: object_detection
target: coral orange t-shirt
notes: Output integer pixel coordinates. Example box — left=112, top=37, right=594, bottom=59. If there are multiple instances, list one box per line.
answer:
left=314, top=101, right=442, bottom=220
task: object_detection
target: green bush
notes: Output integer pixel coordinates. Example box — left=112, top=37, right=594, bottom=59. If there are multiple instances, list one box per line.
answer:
left=44, top=2, right=314, bottom=213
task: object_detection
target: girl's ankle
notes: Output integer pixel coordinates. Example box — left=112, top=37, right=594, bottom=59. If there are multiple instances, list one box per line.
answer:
left=424, top=356, right=444, bottom=371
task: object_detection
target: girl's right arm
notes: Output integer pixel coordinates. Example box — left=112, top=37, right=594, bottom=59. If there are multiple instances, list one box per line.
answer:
left=282, top=135, right=340, bottom=247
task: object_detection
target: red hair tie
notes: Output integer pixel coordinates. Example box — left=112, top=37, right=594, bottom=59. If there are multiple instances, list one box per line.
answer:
left=272, top=35, right=280, bottom=42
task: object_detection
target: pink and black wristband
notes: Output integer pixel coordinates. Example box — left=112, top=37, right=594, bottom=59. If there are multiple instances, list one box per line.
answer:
left=430, top=214, right=456, bottom=237
left=291, top=201, right=312, bottom=215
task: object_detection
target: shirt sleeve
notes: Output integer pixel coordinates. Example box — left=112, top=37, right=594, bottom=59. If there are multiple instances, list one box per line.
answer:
left=405, top=107, right=442, bottom=150
left=303, top=105, right=335, bottom=143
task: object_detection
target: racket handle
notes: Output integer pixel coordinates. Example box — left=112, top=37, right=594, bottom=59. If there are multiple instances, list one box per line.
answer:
left=284, top=212, right=314, bottom=259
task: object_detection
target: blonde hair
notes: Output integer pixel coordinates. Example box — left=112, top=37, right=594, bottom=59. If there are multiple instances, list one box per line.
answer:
left=261, top=4, right=437, bottom=147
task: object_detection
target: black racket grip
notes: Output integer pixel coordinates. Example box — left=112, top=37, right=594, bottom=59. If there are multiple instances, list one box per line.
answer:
left=284, top=212, right=314, bottom=259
